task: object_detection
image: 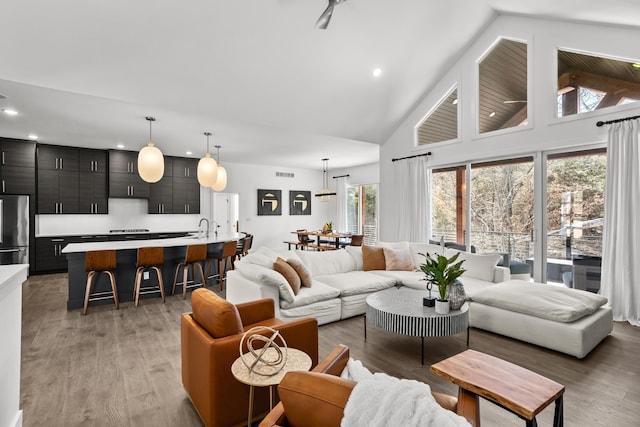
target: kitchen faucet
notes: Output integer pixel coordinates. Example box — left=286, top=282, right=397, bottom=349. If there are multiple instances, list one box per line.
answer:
left=198, top=218, right=209, bottom=238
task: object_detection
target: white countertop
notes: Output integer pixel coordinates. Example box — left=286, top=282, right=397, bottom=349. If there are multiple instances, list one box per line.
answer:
left=0, top=264, right=29, bottom=296
left=61, top=233, right=241, bottom=254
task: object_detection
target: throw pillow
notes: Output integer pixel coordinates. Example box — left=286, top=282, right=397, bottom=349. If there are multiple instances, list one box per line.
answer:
left=382, top=247, right=415, bottom=271
left=287, top=258, right=313, bottom=288
left=362, top=245, right=386, bottom=271
left=273, top=257, right=301, bottom=295
left=191, top=288, right=243, bottom=339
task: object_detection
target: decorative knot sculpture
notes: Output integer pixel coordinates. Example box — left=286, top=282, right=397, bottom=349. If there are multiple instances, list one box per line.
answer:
left=238, top=326, right=289, bottom=376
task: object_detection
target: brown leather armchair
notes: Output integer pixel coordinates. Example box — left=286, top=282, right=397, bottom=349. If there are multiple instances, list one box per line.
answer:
left=259, top=345, right=480, bottom=427
left=181, top=288, right=319, bottom=427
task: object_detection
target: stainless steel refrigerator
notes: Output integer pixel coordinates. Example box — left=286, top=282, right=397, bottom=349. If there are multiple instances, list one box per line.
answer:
left=0, top=195, right=29, bottom=265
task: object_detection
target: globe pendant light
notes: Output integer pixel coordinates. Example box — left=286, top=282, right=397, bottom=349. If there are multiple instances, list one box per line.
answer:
left=211, top=145, right=227, bottom=191
left=314, top=158, right=336, bottom=201
left=197, top=132, right=218, bottom=187
left=138, top=116, right=164, bottom=183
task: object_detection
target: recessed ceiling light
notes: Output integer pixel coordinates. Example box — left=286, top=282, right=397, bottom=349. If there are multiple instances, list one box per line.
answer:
left=186, top=151, right=192, bottom=155
left=116, top=143, right=125, bottom=149
left=2, top=109, right=18, bottom=116
left=489, top=111, right=496, bottom=118
left=372, top=68, right=382, bottom=78
left=27, top=134, right=38, bottom=140
left=452, top=99, right=458, bottom=105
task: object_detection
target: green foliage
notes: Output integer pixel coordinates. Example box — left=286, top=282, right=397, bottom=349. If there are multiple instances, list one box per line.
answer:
left=419, top=252, right=466, bottom=301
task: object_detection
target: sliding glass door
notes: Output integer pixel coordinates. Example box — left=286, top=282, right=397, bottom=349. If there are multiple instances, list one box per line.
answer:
left=545, top=149, right=605, bottom=290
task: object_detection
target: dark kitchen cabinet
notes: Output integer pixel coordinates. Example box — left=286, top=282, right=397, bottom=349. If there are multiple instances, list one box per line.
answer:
left=109, top=150, right=150, bottom=198
left=78, top=149, right=108, bottom=213
left=0, top=138, right=36, bottom=195
left=37, top=145, right=80, bottom=171
left=79, top=149, right=108, bottom=173
left=37, top=169, right=79, bottom=214
left=35, top=236, right=76, bottom=272
left=172, top=158, right=200, bottom=214
left=148, top=175, right=174, bottom=214
left=79, top=172, right=108, bottom=214
left=172, top=177, right=200, bottom=214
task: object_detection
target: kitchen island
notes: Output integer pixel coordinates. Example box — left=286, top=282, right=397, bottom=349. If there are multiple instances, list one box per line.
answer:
left=62, top=233, right=242, bottom=310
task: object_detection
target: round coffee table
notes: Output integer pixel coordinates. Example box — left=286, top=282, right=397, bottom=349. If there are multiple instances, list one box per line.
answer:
left=231, top=347, right=311, bottom=426
left=365, top=287, right=469, bottom=364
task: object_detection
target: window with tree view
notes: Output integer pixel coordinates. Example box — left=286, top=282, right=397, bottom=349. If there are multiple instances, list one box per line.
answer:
left=347, top=184, right=377, bottom=245
left=557, top=49, right=640, bottom=117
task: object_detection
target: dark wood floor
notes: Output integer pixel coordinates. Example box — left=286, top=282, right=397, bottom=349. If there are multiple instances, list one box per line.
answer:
left=21, top=273, right=640, bottom=426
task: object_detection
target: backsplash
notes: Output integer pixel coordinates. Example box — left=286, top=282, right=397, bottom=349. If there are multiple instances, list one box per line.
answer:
left=36, top=198, right=205, bottom=236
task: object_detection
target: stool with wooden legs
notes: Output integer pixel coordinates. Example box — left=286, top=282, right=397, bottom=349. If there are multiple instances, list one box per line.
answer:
left=204, top=241, right=225, bottom=287
left=83, top=250, right=119, bottom=315
left=133, top=246, right=165, bottom=307
left=172, top=244, right=207, bottom=299
left=211, top=240, right=237, bottom=292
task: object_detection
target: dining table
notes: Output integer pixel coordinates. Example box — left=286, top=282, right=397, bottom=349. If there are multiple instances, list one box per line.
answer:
left=292, top=230, right=351, bottom=249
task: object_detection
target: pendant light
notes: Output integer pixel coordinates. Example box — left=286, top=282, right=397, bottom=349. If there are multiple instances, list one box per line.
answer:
left=315, top=158, right=336, bottom=201
left=138, top=116, right=164, bottom=183
left=197, top=132, right=218, bottom=187
left=211, top=145, right=227, bottom=191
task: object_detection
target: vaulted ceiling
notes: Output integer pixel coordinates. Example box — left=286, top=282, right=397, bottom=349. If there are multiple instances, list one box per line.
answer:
left=1, top=0, right=639, bottom=170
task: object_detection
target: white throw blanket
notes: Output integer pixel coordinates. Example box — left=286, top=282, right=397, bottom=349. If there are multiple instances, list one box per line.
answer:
left=340, top=359, right=471, bottom=427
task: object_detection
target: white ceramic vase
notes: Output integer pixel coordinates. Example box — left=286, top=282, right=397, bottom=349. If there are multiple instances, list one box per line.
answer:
left=435, top=299, right=450, bottom=315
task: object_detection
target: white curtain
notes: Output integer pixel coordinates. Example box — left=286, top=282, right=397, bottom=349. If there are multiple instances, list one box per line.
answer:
left=393, top=156, right=431, bottom=242
left=601, top=118, right=640, bottom=326
left=334, top=176, right=348, bottom=233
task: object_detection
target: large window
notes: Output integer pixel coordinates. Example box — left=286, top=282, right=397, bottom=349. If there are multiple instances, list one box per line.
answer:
left=478, top=38, right=528, bottom=134
left=347, top=184, right=377, bottom=245
left=416, top=87, right=458, bottom=146
left=470, top=157, right=534, bottom=261
left=557, top=49, right=640, bottom=117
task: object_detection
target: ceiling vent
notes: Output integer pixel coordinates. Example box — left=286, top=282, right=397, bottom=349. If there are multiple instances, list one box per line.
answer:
left=276, top=172, right=295, bottom=178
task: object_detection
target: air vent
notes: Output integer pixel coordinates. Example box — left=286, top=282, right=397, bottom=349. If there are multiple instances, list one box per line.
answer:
left=276, top=172, right=295, bottom=178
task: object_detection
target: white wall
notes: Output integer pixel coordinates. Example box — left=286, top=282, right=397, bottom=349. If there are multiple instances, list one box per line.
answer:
left=222, top=161, right=331, bottom=249
left=332, top=162, right=379, bottom=186
left=37, top=161, right=329, bottom=250
left=380, top=14, right=640, bottom=241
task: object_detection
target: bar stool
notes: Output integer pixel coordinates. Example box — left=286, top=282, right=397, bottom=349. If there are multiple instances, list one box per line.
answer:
left=172, top=244, right=207, bottom=299
left=83, top=250, right=118, bottom=315
left=212, top=240, right=237, bottom=292
left=133, top=246, right=165, bottom=307
left=204, top=241, right=225, bottom=287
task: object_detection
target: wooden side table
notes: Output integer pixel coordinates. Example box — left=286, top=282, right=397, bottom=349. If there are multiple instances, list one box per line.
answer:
left=430, top=349, right=565, bottom=427
left=231, top=347, right=312, bottom=427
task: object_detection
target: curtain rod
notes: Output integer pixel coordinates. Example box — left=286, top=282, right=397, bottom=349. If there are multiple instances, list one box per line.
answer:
left=596, top=114, right=640, bottom=127
left=332, top=174, right=350, bottom=179
left=391, top=151, right=432, bottom=162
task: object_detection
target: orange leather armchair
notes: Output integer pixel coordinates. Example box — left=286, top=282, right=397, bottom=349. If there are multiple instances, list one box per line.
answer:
left=181, top=289, right=319, bottom=427
left=259, top=345, right=479, bottom=427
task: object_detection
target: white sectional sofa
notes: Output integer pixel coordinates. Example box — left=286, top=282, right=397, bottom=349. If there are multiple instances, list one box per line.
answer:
left=226, top=242, right=612, bottom=358
left=226, top=241, right=509, bottom=324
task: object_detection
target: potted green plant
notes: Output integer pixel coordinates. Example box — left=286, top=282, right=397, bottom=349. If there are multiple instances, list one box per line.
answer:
left=419, top=251, right=466, bottom=314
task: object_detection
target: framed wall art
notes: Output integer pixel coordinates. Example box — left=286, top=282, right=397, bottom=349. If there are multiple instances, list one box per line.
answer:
left=289, top=190, right=311, bottom=215
left=257, top=189, right=282, bottom=215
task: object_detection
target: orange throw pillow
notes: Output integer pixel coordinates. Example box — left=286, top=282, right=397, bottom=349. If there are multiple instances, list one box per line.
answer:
left=362, top=245, right=386, bottom=271
left=274, top=257, right=301, bottom=295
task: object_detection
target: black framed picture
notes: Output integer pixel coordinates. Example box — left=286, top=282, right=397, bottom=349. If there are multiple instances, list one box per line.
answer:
left=257, top=189, right=282, bottom=215
left=290, top=190, right=311, bottom=215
